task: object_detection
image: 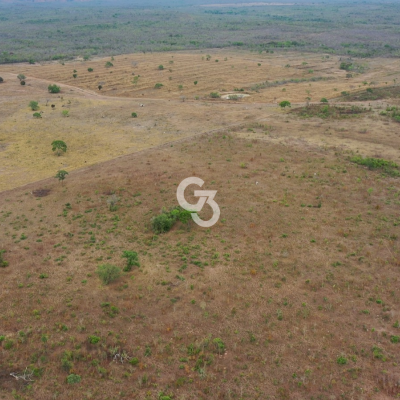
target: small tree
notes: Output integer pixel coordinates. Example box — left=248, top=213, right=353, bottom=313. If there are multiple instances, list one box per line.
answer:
left=320, top=98, right=328, bottom=103
left=33, top=112, right=42, bottom=118
left=29, top=101, right=39, bottom=111
left=194, top=81, right=198, bottom=85
left=88, top=68, right=93, bottom=72
left=105, top=61, right=113, bottom=68
left=52, top=140, right=67, bottom=156
left=98, top=85, right=102, bottom=90
left=73, top=74, right=77, bottom=78
left=158, top=65, right=164, bottom=70
left=122, top=251, right=140, bottom=272
left=17, top=74, right=26, bottom=82
left=55, top=170, right=68, bottom=184
left=20, top=80, right=26, bottom=86
left=96, top=264, right=121, bottom=285
left=131, top=112, right=137, bottom=118
left=210, top=92, right=220, bottom=98
left=48, top=84, right=61, bottom=93
left=154, top=83, right=163, bottom=89
left=279, top=100, right=291, bottom=108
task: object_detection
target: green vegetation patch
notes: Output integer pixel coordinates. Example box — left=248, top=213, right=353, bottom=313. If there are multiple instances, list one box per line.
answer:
left=292, top=104, right=369, bottom=119
left=350, top=156, right=399, bottom=177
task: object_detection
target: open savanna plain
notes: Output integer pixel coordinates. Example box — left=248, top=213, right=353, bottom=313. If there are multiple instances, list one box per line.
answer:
left=0, top=50, right=400, bottom=399
left=1, top=50, right=400, bottom=192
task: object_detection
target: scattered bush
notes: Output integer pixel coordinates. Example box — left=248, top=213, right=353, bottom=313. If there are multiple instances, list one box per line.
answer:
left=390, top=335, right=399, bottom=343
left=20, top=80, right=26, bottom=86
left=96, top=264, right=121, bottom=285
left=98, top=85, right=102, bottom=90
left=340, top=62, right=353, bottom=71
left=48, top=84, right=60, bottom=93
left=320, top=98, right=328, bottom=103
left=105, top=61, right=114, bottom=68
left=29, top=100, right=39, bottom=111
left=0, top=250, right=8, bottom=268
left=154, top=83, right=164, bottom=89
left=212, top=338, right=226, bottom=354
left=62, top=110, right=69, bottom=117
left=66, top=374, right=81, bottom=384
left=131, top=112, right=138, bottom=118
left=122, top=251, right=140, bottom=272
left=158, top=65, right=164, bottom=70
left=73, top=73, right=77, bottom=78
left=17, top=74, right=26, bottom=82
left=350, top=156, right=399, bottom=177
left=151, top=207, right=194, bottom=234
left=88, top=335, right=101, bottom=344
left=106, top=194, right=119, bottom=211
left=279, top=100, right=291, bottom=108
left=33, top=112, right=42, bottom=119
left=129, top=357, right=139, bottom=366
left=88, top=68, right=93, bottom=72
left=210, top=92, right=220, bottom=98
left=336, top=355, right=347, bottom=365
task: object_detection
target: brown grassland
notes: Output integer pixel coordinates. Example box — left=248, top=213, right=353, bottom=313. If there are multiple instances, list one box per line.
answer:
left=0, top=50, right=400, bottom=399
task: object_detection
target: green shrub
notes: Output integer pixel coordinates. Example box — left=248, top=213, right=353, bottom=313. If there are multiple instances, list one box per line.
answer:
left=33, top=112, right=42, bottom=119
left=151, top=207, right=194, bottom=234
left=158, top=65, right=164, bottom=70
left=212, top=338, right=226, bottom=353
left=320, top=98, right=328, bottom=103
left=131, top=112, right=138, bottom=118
left=105, top=61, right=114, bottom=68
left=66, top=374, right=81, bottom=384
left=336, top=355, right=347, bottom=365
left=390, top=335, right=399, bottom=343
left=151, top=212, right=176, bottom=234
left=279, top=100, right=291, bottom=108
left=88, top=68, right=93, bottom=72
left=340, top=62, right=353, bottom=71
left=122, top=251, right=140, bottom=272
left=0, top=250, right=8, bottom=268
left=210, top=92, right=220, bottom=98
left=88, top=335, right=101, bottom=344
left=372, top=346, right=386, bottom=361
left=350, top=156, right=399, bottom=177
left=48, top=84, right=60, bottom=93
left=96, top=264, right=121, bottom=285
left=20, top=80, right=26, bottom=86
left=129, top=357, right=139, bottom=366
left=61, top=352, right=74, bottom=372
left=154, top=83, right=164, bottom=89
left=29, top=101, right=39, bottom=111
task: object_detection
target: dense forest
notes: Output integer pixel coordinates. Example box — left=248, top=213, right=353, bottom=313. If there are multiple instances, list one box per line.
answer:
left=1, top=0, right=400, bottom=63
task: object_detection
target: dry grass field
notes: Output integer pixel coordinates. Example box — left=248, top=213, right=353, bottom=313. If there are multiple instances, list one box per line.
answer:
left=1, top=50, right=400, bottom=193
left=0, top=50, right=400, bottom=399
